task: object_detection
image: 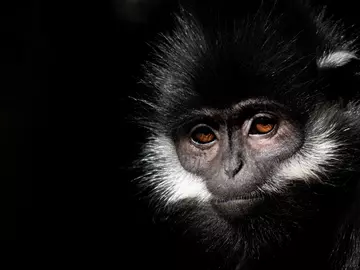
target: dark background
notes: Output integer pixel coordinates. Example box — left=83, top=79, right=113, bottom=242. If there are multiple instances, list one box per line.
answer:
left=7, top=0, right=360, bottom=260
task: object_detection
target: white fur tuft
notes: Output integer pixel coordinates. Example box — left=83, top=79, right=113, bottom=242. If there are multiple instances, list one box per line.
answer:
left=317, top=51, right=358, bottom=68
left=276, top=120, right=341, bottom=182
left=140, top=135, right=212, bottom=204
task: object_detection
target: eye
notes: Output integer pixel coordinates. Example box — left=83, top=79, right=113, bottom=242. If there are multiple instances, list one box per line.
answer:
left=249, top=116, right=277, bottom=135
left=190, top=125, right=216, bottom=144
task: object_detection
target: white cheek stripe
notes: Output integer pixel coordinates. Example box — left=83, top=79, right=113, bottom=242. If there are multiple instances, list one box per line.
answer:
left=276, top=126, right=340, bottom=182
left=140, top=136, right=212, bottom=204
left=317, top=50, right=358, bottom=68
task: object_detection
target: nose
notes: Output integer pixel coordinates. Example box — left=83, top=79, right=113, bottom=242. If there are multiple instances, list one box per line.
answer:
left=224, top=158, right=243, bottom=178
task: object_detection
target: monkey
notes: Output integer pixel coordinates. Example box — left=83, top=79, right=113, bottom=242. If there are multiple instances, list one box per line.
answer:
left=127, top=0, right=360, bottom=269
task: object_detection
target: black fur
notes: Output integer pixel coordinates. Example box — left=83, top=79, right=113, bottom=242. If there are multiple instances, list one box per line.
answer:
left=129, top=1, right=360, bottom=269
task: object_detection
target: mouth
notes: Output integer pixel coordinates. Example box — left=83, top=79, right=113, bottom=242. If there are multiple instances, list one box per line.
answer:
left=212, top=190, right=264, bottom=203
left=211, top=195, right=264, bottom=218
left=212, top=196, right=264, bottom=208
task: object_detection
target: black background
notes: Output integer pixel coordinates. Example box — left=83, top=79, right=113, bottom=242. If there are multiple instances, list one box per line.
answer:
left=7, top=0, right=360, bottom=265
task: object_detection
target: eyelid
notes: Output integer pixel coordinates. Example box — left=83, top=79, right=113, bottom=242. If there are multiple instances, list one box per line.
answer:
left=189, top=124, right=217, bottom=135
left=251, top=112, right=277, bottom=119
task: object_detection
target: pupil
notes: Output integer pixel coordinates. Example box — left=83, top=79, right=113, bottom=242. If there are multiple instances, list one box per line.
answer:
left=257, top=117, right=272, bottom=125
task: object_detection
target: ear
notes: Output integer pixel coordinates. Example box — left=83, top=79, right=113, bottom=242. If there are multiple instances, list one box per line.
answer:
left=317, top=50, right=360, bottom=101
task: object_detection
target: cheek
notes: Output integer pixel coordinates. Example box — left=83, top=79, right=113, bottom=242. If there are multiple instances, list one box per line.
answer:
left=176, top=139, right=220, bottom=174
left=247, top=122, right=303, bottom=158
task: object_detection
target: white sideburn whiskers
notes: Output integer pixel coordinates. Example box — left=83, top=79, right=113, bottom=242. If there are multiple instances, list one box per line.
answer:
left=141, top=135, right=212, bottom=204
left=276, top=123, right=341, bottom=182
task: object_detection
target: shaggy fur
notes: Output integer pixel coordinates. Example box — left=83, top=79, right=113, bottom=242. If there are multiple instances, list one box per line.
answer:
left=130, top=1, right=360, bottom=269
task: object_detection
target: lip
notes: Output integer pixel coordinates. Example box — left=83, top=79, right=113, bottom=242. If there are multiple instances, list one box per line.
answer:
left=211, top=196, right=264, bottom=218
left=212, top=190, right=263, bottom=203
left=213, top=196, right=264, bottom=205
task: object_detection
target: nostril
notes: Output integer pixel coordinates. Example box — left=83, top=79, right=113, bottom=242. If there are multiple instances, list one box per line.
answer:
left=224, top=161, right=242, bottom=178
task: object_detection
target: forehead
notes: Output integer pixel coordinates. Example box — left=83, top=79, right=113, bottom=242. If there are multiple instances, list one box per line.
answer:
left=184, top=98, right=287, bottom=120
left=152, top=18, right=320, bottom=111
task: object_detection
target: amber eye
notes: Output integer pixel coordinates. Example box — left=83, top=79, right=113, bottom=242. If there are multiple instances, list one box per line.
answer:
left=249, top=117, right=276, bottom=135
left=191, top=126, right=216, bottom=144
